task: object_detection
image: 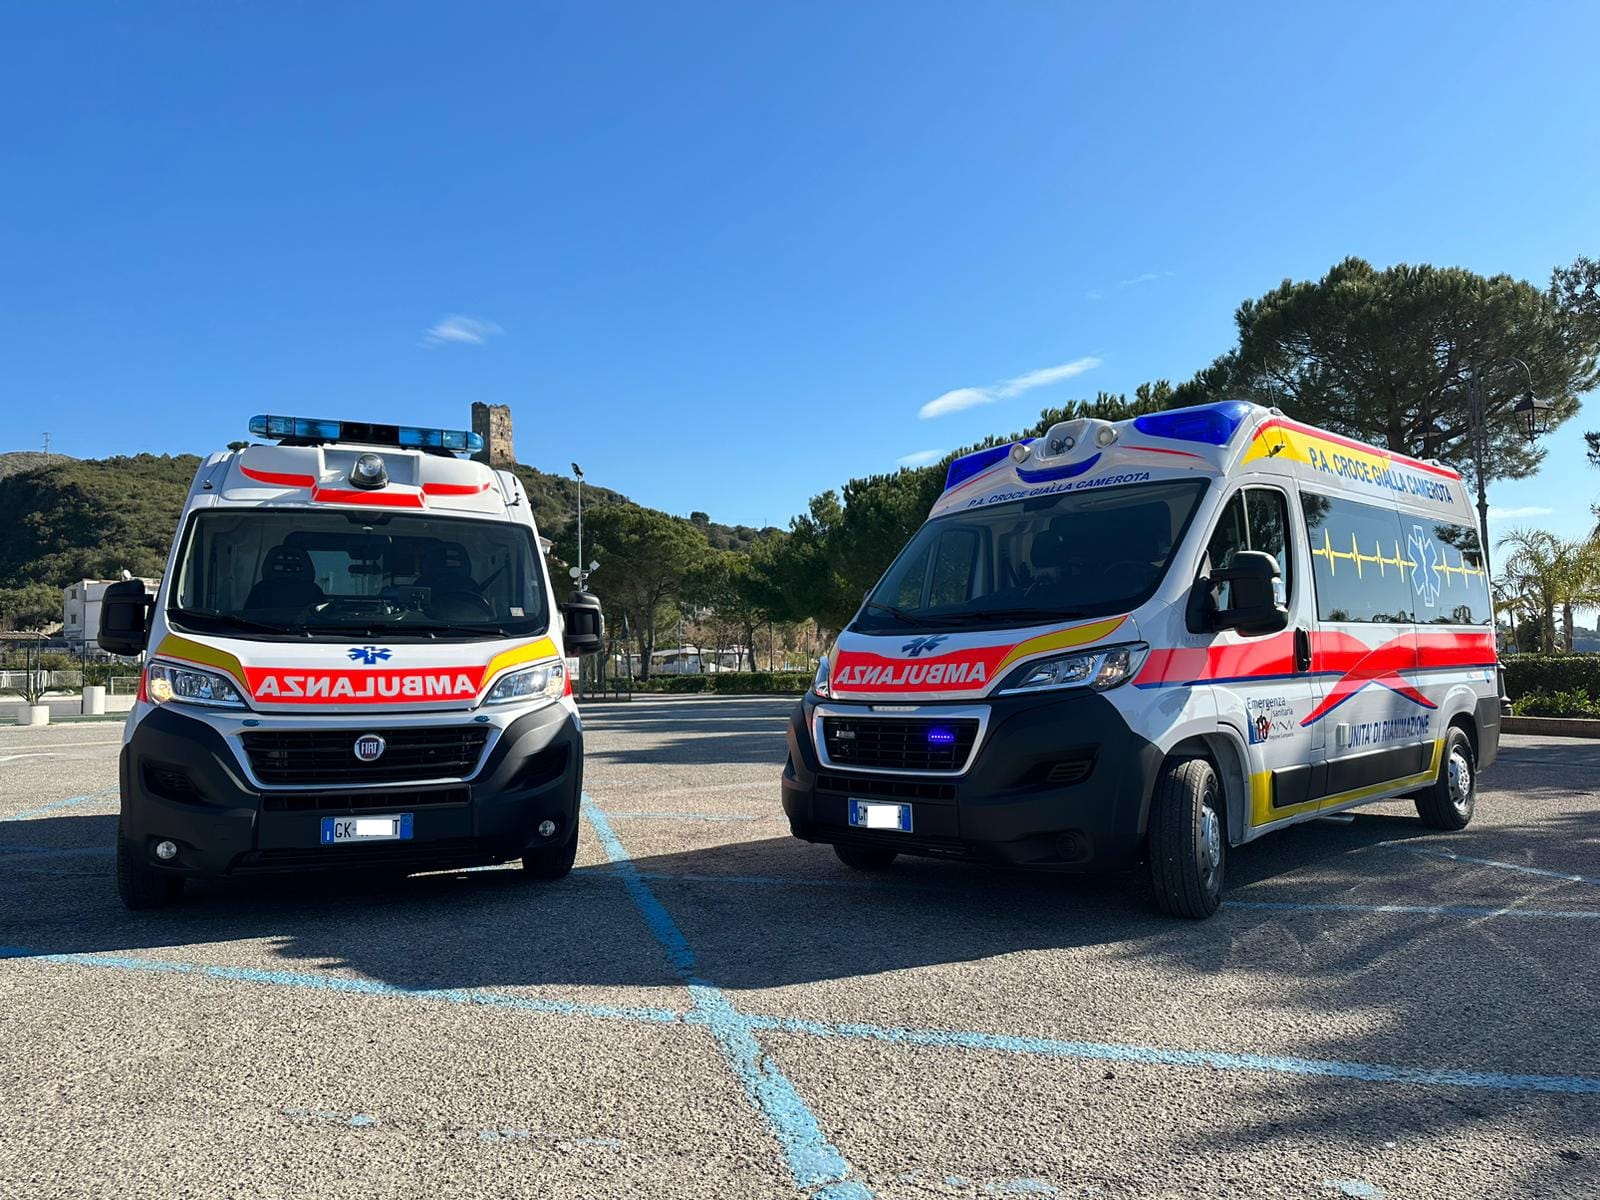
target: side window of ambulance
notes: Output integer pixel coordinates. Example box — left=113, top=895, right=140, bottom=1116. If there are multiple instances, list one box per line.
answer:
left=1204, top=493, right=1249, bottom=580
left=1417, top=521, right=1492, bottom=626
left=1245, top=489, right=1292, bottom=602
left=1300, top=492, right=1413, bottom=623
left=1204, top=488, right=1292, bottom=608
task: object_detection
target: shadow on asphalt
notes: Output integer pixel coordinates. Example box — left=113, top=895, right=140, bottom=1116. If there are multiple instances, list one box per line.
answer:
left=5, top=798, right=1597, bottom=990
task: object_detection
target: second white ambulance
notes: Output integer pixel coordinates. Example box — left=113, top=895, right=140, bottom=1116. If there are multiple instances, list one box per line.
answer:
left=783, top=401, right=1500, bottom=917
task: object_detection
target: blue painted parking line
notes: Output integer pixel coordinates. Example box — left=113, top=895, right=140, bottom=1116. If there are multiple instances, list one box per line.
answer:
left=1401, top=846, right=1600, bottom=887
left=1228, top=898, right=1600, bottom=920
left=2, top=786, right=119, bottom=822
left=5, top=940, right=1600, bottom=1098
left=641, top=869, right=1600, bottom=920
left=0, top=947, right=686, bottom=1025
left=582, top=797, right=874, bottom=1200
left=740, top=1013, right=1600, bottom=1096
left=636, top=870, right=870, bottom=889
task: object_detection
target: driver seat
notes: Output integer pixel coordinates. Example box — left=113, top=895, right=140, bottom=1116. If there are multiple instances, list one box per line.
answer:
left=245, top=546, right=325, bottom=611
left=415, top=543, right=475, bottom=594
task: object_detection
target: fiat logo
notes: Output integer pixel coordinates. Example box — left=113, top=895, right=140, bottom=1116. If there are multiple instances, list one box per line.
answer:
left=353, top=734, right=386, bottom=763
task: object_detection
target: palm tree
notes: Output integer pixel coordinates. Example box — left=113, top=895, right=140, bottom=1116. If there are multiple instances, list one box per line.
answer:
left=1497, top=528, right=1600, bottom=653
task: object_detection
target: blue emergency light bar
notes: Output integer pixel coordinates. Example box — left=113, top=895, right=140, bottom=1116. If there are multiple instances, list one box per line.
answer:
left=1131, top=400, right=1253, bottom=446
left=248, top=414, right=484, bottom=453
left=943, top=439, right=1034, bottom=492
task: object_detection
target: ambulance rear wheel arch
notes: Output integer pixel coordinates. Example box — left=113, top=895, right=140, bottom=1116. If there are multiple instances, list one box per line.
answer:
left=1158, top=732, right=1248, bottom=848
left=1436, top=687, right=1483, bottom=759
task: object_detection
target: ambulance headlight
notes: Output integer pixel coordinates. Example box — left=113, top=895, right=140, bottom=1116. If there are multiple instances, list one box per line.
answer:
left=999, top=642, right=1148, bottom=695
left=812, top=655, right=832, bottom=699
left=485, top=661, right=566, bottom=705
left=146, top=661, right=246, bottom=709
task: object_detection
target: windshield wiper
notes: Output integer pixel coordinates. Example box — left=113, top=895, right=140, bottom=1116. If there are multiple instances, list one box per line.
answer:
left=858, top=601, right=976, bottom=628
left=973, top=607, right=1093, bottom=623
left=388, top=621, right=515, bottom=637
left=170, top=609, right=306, bottom=637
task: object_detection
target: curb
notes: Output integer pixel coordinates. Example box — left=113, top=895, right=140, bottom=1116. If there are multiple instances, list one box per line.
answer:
left=1502, top=715, right=1600, bottom=739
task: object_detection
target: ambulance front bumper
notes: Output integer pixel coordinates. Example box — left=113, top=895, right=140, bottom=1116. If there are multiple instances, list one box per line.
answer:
left=118, top=701, right=582, bottom=877
left=782, top=689, right=1163, bottom=870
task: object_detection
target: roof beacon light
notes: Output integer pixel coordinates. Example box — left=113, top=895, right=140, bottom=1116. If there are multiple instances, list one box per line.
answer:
left=349, top=453, right=389, bottom=490
left=248, top=415, right=485, bottom=454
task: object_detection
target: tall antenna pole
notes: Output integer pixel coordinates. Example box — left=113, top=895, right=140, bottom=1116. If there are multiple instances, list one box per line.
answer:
left=42, top=433, right=51, bottom=458
left=571, top=463, right=585, bottom=586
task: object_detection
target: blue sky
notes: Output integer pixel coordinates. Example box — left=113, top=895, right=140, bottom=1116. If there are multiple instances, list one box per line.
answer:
left=3, top=1, right=1598, bottom=539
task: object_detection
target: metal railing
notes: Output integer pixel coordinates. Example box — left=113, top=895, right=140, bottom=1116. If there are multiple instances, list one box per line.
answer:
left=0, top=669, right=84, bottom=693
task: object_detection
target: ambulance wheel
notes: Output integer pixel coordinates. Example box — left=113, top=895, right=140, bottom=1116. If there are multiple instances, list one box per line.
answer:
left=521, top=825, right=579, bottom=880
left=116, top=827, right=185, bottom=911
left=1148, top=757, right=1226, bottom=919
left=834, top=844, right=898, bottom=871
left=1414, top=725, right=1476, bottom=831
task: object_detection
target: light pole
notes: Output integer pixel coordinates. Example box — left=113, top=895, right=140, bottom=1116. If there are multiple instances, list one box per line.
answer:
left=571, top=462, right=584, bottom=576
left=1465, top=355, right=1540, bottom=585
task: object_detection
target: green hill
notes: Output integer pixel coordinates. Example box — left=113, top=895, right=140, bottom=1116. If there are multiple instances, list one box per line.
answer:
left=0, top=450, right=769, bottom=604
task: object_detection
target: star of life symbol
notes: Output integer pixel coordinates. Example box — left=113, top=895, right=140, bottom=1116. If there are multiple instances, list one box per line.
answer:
left=1407, top=525, right=1441, bottom=609
left=347, top=645, right=393, bottom=665
left=901, top=634, right=949, bottom=657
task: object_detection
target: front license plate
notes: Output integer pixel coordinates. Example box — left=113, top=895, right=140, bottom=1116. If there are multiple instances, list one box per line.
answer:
left=848, top=800, right=912, bottom=833
left=320, top=814, right=414, bottom=844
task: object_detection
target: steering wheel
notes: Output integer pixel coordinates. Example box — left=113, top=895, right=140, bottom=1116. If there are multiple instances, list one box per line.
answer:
left=428, top=590, right=496, bottom=620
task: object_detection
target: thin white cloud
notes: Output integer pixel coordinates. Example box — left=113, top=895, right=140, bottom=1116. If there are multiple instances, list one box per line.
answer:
left=1116, top=270, right=1170, bottom=289
left=421, top=314, right=503, bottom=348
left=896, top=448, right=946, bottom=468
left=1084, top=289, right=1105, bottom=302
left=1487, top=505, right=1555, bottom=521
left=918, top=356, right=1101, bottom=420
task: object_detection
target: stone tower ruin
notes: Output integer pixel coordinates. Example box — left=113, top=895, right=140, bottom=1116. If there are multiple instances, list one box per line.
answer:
left=471, top=402, right=515, bottom=468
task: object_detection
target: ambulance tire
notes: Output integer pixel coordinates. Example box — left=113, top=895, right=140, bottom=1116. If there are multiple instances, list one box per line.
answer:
left=1148, top=756, right=1226, bottom=919
left=1414, top=725, right=1476, bottom=831
left=115, top=826, right=185, bottom=911
left=833, top=844, right=898, bottom=871
left=521, top=825, right=579, bottom=880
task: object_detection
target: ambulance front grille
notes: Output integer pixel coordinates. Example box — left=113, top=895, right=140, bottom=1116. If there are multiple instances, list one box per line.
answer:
left=241, top=726, right=491, bottom=785
left=820, top=717, right=979, bottom=773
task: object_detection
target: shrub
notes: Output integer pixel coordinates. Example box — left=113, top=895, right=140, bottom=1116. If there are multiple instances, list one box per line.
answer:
left=628, top=671, right=811, bottom=695
left=1503, top=655, right=1600, bottom=701
left=1510, top=688, right=1600, bottom=719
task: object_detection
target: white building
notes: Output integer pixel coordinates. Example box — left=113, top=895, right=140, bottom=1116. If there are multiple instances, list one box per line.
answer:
left=62, top=578, right=159, bottom=651
left=614, top=645, right=752, bottom=677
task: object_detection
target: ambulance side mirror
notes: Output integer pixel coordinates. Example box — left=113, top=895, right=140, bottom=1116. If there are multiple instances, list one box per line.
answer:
left=1207, top=551, right=1287, bottom=636
left=98, top=580, right=154, bottom=657
left=561, top=589, right=605, bottom=656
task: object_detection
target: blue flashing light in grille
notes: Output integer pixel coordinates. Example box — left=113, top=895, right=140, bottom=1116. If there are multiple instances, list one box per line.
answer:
left=1132, top=400, right=1254, bottom=447
left=926, top=727, right=956, bottom=745
left=248, top=415, right=485, bottom=454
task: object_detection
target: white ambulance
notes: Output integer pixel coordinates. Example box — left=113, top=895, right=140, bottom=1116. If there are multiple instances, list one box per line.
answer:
left=98, top=415, right=603, bottom=909
left=783, top=401, right=1501, bottom=917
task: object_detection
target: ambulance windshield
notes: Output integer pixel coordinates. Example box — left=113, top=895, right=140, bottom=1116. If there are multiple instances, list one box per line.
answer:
left=853, top=479, right=1207, bottom=632
left=169, top=509, right=550, bottom=640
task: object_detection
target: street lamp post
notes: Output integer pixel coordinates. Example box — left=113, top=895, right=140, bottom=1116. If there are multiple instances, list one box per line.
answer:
left=571, top=462, right=584, bottom=577
left=1465, top=355, right=1539, bottom=585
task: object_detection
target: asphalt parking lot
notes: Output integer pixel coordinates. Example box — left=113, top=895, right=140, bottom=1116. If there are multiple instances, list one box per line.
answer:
left=1, top=696, right=1597, bottom=1200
